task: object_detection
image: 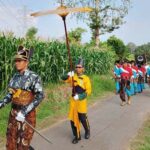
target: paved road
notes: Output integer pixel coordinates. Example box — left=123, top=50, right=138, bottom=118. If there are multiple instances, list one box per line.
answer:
left=31, top=89, right=150, bottom=150
left=3, top=90, right=150, bottom=150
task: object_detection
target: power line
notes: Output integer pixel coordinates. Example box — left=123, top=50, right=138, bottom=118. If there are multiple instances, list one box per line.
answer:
left=6, top=0, right=16, bottom=7
left=0, top=1, right=34, bottom=36
left=0, top=0, right=23, bottom=25
left=0, top=7, right=10, bottom=25
left=18, top=5, right=34, bottom=36
left=12, top=0, right=24, bottom=6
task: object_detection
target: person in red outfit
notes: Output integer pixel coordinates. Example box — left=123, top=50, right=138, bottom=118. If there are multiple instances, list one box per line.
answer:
left=119, top=60, right=132, bottom=106
left=130, top=60, right=138, bottom=94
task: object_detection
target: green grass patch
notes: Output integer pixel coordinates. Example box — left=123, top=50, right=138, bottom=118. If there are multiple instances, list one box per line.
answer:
left=90, top=74, right=114, bottom=98
left=0, top=74, right=115, bottom=142
left=130, top=116, right=150, bottom=150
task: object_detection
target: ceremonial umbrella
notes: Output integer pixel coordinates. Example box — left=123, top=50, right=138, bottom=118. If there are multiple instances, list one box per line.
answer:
left=31, top=1, right=92, bottom=72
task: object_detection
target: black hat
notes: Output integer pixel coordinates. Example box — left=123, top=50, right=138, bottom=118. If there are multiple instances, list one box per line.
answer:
left=130, top=60, right=135, bottom=64
left=14, top=46, right=34, bottom=61
left=115, top=60, right=120, bottom=64
left=75, top=58, right=84, bottom=67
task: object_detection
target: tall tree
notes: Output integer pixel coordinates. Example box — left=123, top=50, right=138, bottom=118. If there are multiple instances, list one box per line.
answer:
left=59, top=0, right=131, bottom=47
left=26, top=27, right=38, bottom=40
left=68, top=27, right=86, bottom=44
left=127, top=42, right=137, bottom=53
left=135, top=43, right=150, bottom=62
left=107, top=35, right=127, bottom=59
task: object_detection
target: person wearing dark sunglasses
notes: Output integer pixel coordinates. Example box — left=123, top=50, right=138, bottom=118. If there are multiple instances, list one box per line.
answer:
left=62, top=58, right=92, bottom=144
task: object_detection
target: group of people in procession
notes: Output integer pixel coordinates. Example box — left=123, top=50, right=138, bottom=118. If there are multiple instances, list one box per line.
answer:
left=113, top=56, right=150, bottom=106
left=0, top=45, right=149, bottom=150
left=0, top=46, right=92, bottom=149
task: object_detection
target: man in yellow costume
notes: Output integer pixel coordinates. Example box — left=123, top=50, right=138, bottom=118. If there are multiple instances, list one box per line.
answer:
left=62, top=58, right=92, bottom=144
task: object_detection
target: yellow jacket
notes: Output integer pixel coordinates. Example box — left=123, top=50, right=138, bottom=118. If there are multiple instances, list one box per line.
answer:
left=64, top=73, right=91, bottom=113
left=63, top=73, right=91, bottom=135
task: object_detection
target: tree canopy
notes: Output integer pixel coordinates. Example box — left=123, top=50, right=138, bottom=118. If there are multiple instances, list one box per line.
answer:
left=26, top=27, right=38, bottom=40
left=68, top=27, right=86, bottom=44
left=134, top=43, right=150, bottom=62
left=61, top=0, right=131, bottom=46
left=107, top=35, right=128, bottom=59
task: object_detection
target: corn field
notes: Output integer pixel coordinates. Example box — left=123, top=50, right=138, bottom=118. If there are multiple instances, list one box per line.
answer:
left=0, top=35, right=115, bottom=90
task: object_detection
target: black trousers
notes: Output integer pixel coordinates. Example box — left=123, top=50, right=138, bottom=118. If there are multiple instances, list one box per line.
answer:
left=119, top=78, right=130, bottom=102
left=70, top=113, right=90, bottom=138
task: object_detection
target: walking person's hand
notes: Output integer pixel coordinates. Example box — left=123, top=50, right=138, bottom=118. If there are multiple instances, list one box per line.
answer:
left=15, top=111, right=25, bottom=122
left=74, top=94, right=79, bottom=101
left=68, top=71, right=74, bottom=77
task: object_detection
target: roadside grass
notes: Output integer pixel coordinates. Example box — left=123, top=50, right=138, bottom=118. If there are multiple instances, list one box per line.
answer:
left=130, top=116, right=150, bottom=150
left=0, top=74, right=115, bottom=143
left=89, top=75, right=115, bottom=100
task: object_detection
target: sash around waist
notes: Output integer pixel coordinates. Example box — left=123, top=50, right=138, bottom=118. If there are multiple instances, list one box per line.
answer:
left=10, top=88, right=34, bottom=106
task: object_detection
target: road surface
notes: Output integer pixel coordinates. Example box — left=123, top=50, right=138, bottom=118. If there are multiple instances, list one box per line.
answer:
left=31, top=89, right=150, bottom=150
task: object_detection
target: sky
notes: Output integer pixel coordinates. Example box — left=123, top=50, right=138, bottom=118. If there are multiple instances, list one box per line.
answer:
left=0, top=0, right=150, bottom=46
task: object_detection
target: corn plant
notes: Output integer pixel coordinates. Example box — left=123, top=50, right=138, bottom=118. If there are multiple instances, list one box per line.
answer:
left=0, top=35, right=115, bottom=91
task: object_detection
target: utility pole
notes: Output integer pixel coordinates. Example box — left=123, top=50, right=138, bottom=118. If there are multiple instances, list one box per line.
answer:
left=22, top=5, right=28, bottom=36
left=18, top=5, right=32, bottom=37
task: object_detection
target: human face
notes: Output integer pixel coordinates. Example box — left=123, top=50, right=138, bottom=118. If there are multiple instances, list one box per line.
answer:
left=75, top=65, right=84, bottom=75
left=128, top=63, right=131, bottom=67
left=131, top=62, right=134, bottom=66
left=15, top=59, right=28, bottom=73
left=116, top=63, right=120, bottom=67
left=123, top=62, right=127, bottom=68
